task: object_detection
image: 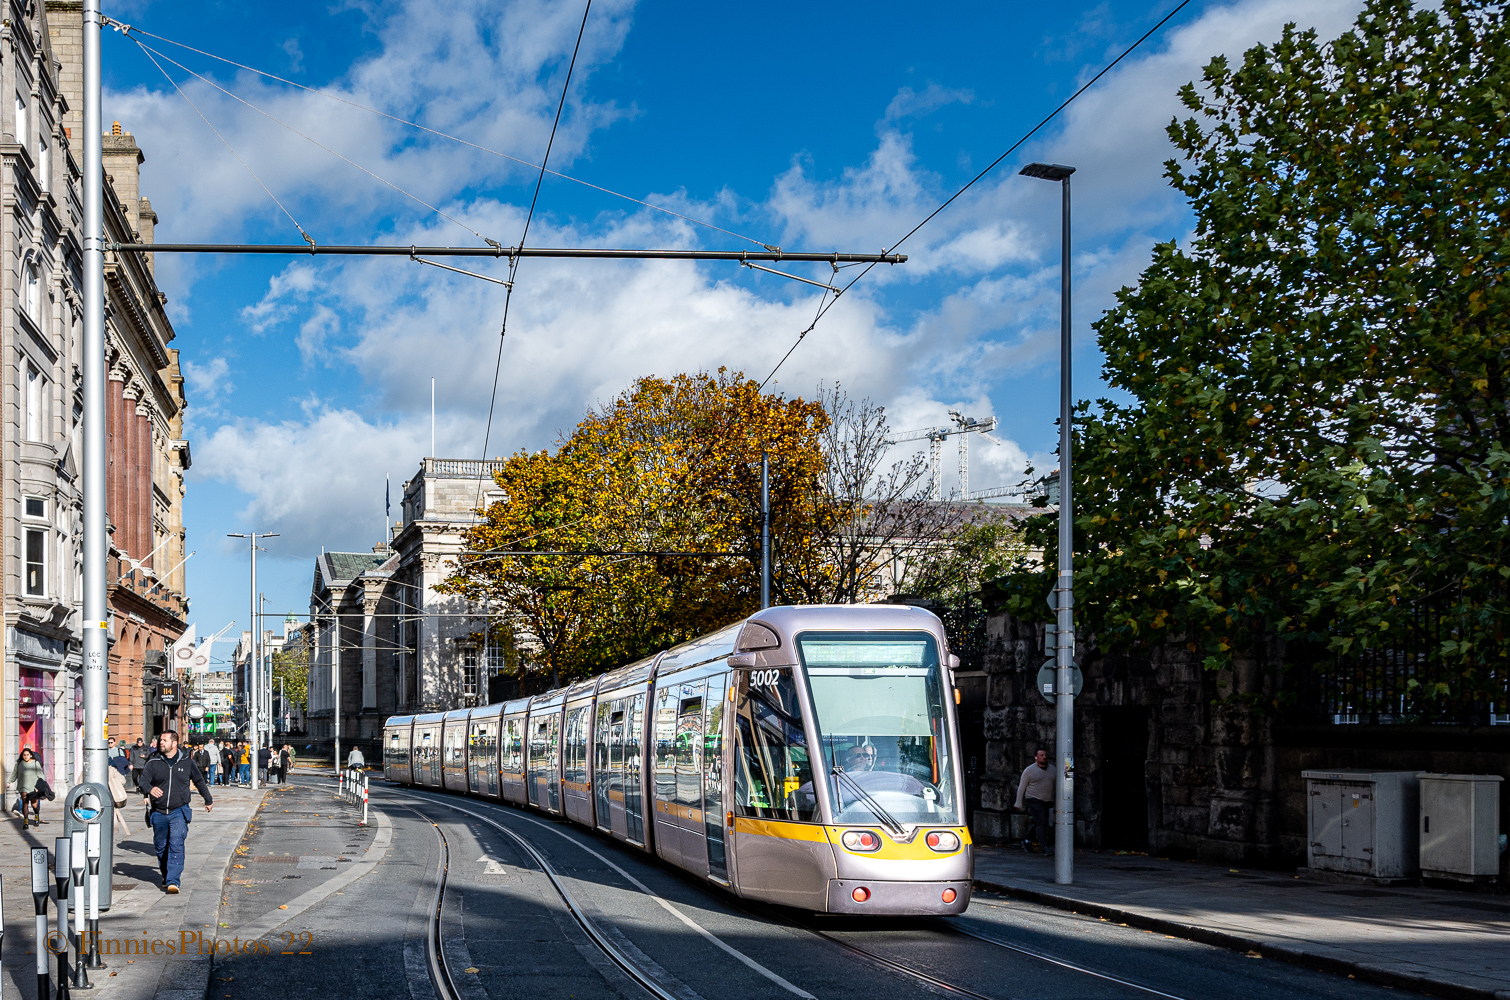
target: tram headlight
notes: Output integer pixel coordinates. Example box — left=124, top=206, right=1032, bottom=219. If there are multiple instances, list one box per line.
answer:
left=841, top=829, right=882, bottom=852
left=924, top=830, right=961, bottom=852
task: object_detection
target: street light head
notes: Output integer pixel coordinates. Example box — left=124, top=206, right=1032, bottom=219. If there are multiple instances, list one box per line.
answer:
left=1020, top=162, right=1076, bottom=181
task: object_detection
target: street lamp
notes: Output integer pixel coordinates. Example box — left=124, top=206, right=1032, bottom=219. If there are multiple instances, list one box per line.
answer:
left=228, top=532, right=277, bottom=790
left=1020, top=161, right=1076, bottom=886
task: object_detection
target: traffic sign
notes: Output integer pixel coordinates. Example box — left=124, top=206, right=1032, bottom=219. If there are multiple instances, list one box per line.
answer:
left=1036, top=660, right=1083, bottom=701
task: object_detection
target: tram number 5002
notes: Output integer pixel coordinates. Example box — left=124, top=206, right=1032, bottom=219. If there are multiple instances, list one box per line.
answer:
left=748, top=669, right=786, bottom=689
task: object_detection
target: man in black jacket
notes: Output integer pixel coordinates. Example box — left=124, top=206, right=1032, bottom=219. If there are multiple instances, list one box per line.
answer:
left=136, top=730, right=213, bottom=893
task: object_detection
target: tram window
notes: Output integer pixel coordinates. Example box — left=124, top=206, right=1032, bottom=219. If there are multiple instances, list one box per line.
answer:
left=798, top=631, right=960, bottom=826
left=733, top=669, right=817, bottom=822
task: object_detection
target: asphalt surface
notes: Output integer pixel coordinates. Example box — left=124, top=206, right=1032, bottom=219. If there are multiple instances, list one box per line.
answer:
left=204, top=778, right=1417, bottom=1000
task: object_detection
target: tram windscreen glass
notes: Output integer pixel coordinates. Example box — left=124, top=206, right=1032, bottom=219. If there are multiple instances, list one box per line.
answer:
left=733, top=669, right=818, bottom=822
left=798, top=632, right=959, bottom=826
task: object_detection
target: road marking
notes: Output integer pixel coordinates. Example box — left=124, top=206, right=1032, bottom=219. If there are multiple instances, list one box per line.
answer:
left=234, top=808, right=393, bottom=941
left=408, top=792, right=815, bottom=1000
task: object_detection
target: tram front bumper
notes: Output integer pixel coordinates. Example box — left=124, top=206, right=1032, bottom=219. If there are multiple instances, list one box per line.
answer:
left=826, top=879, right=972, bottom=915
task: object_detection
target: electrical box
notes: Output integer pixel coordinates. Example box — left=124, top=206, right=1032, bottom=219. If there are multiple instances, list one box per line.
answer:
left=1418, top=773, right=1502, bottom=880
left=1303, top=770, right=1420, bottom=879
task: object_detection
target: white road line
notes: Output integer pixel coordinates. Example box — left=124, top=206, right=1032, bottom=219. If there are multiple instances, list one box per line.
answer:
left=402, top=791, right=817, bottom=1000
left=234, top=808, right=394, bottom=941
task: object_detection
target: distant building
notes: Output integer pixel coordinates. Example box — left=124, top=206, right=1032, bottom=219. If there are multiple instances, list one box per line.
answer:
left=306, top=458, right=505, bottom=747
left=230, top=615, right=305, bottom=740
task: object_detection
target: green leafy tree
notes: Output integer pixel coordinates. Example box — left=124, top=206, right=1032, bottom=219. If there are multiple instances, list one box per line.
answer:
left=272, top=647, right=309, bottom=712
left=1000, top=0, right=1510, bottom=702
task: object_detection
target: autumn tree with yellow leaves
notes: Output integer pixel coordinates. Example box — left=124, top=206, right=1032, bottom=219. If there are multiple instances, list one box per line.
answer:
left=440, top=372, right=968, bottom=688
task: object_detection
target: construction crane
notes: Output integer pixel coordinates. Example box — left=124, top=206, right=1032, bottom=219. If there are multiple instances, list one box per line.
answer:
left=888, top=410, right=1001, bottom=499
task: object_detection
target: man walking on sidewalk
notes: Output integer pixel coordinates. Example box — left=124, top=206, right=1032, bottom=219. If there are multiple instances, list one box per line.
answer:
left=1015, top=748, right=1055, bottom=856
left=137, top=730, right=214, bottom=893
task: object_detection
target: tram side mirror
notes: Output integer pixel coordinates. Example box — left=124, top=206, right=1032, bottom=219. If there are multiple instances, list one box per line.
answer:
left=737, top=622, right=780, bottom=651
left=947, top=653, right=961, bottom=669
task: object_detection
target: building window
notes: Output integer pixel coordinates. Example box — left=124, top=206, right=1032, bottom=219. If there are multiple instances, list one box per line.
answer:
left=25, top=363, right=43, bottom=441
left=15, top=93, right=26, bottom=151
left=24, top=261, right=41, bottom=324
left=25, top=528, right=46, bottom=596
left=38, top=135, right=48, bottom=191
left=24, top=496, right=45, bottom=518
left=461, top=648, right=479, bottom=699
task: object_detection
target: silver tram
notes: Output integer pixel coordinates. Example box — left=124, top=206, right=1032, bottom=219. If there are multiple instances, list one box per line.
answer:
left=383, top=604, right=973, bottom=914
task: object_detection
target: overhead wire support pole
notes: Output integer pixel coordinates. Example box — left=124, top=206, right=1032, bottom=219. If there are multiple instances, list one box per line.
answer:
left=108, top=243, right=907, bottom=263
left=81, top=0, right=108, bottom=787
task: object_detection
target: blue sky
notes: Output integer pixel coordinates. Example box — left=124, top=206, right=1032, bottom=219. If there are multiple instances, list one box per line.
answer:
left=97, top=0, right=1365, bottom=652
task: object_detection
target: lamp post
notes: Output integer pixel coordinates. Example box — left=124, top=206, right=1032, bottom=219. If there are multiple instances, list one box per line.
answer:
left=228, top=532, right=277, bottom=789
left=1020, top=161, right=1076, bottom=886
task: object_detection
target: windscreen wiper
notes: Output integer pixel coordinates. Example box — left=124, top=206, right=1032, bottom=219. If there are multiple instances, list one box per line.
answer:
left=831, top=766, right=906, bottom=837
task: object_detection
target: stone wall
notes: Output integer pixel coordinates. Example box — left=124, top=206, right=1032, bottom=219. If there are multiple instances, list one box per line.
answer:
left=973, top=608, right=1510, bottom=873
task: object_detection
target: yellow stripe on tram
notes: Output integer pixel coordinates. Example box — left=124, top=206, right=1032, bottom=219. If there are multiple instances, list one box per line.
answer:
left=731, top=817, right=832, bottom=843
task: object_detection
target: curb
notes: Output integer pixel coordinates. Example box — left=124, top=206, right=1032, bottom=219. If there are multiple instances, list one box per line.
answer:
left=972, top=878, right=1510, bottom=1000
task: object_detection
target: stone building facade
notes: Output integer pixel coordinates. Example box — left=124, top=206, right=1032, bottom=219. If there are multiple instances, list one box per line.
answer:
left=971, top=607, right=1510, bottom=873
left=306, top=458, right=505, bottom=750
left=0, top=1, right=193, bottom=790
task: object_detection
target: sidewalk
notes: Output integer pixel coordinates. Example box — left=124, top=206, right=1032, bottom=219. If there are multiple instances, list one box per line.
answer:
left=972, top=845, right=1510, bottom=1000
left=2, top=784, right=266, bottom=1000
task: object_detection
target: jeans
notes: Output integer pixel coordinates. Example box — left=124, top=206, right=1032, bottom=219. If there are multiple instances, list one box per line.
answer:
left=1024, top=797, right=1053, bottom=853
left=206, top=764, right=218, bottom=786
left=149, top=805, right=191, bottom=887
left=239, top=763, right=251, bottom=784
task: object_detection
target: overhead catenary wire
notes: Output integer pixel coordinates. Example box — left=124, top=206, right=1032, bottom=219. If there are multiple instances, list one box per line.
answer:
left=127, top=35, right=499, bottom=248
left=759, top=0, right=1196, bottom=389
left=472, top=0, right=593, bottom=523
left=131, top=42, right=312, bottom=245
left=104, top=17, right=778, bottom=252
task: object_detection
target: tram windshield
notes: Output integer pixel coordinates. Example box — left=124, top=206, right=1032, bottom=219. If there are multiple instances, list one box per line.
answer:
left=798, top=631, right=959, bottom=827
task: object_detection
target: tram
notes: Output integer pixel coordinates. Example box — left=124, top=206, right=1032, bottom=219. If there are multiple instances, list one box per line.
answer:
left=383, top=604, right=972, bottom=914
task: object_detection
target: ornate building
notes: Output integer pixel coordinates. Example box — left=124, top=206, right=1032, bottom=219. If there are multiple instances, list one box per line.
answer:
left=0, top=1, right=192, bottom=791
left=306, top=458, right=505, bottom=749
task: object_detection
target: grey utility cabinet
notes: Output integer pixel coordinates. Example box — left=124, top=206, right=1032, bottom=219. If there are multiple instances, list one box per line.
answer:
left=1303, top=770, right=1420, bottom=879
left=1418, top=773, right=1502, bottom=880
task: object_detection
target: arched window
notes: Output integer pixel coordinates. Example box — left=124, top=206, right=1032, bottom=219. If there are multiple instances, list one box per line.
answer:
left=23, top=257, right=40, bottom=324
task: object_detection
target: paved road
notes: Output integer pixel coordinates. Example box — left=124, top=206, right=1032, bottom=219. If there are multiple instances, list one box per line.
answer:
left=206, top=779, right=1415, bottom=1000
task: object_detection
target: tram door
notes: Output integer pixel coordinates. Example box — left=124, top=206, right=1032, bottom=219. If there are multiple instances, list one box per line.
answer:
left=704, top=673, right=729, bottom=882
left=676, top=682, right=706, bottom=872
left=625, top=693, right=645, bottom=844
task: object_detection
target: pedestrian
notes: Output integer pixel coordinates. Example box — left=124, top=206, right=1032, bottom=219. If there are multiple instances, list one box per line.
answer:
left=193, top=742, right=213, bottom=782
left=12, top=747, right=50, bottom=826
left=278, top=745, right=292, bottom=784
left=136, top=729, right=213, bottom=893
left=257, top=745, right=271, bottom=784
left=221, top=743, right=235, bottom=785
left=285, top=744, right=298, bottom=775
left=127, top=738, right=148, bottom=789
left=203, top=738, right=219, bottom=786
left=1015, top=748, right=1056, bottom=856
left=239, top=743, right=251, bottom=785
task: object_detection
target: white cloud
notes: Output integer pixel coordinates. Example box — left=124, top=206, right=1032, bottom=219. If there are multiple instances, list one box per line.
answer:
left=884, top=83, right=975, bottom=123
left=182, top=356, right=232, bottom=399
left=181, top=0, right=1370, bottom=550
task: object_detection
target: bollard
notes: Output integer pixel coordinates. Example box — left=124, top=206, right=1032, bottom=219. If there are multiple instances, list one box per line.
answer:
left=86, top=824, right=105, bottom=969
left=54, top=837, right=71, bottom=1000
left=32, top=848, right=51, bottom=1000
left=69, top=830, right=90, bottom=989
left=360, top=774, right=369, bottom=826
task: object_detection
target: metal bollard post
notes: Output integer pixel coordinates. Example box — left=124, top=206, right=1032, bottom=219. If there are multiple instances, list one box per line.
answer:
left=69, top=830, right=90, bottom=989
left=32, top=848, right=51, bottom=1000
left=86, top=824, right=105, bottom=969
left=54, top=837, right=72, bottom=1000
left=360, top=775, right=369, bottom=826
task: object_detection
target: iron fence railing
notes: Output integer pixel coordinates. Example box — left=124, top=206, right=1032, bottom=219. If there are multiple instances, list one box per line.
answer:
left=1284, top=600, right=1510, bottom=725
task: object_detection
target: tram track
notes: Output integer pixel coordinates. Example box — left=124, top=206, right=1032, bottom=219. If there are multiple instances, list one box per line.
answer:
left=391, top=791, right=686, bottom=1000
left=412, top=804, right=463, bottom=1000
left=392, top=785, right=1195, bottom=1000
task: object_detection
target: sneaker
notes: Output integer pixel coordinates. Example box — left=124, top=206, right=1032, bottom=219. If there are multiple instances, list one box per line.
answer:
left=166, top=885, right=180, bottom=894
left=1021, top=839, right=1032, bottom=853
